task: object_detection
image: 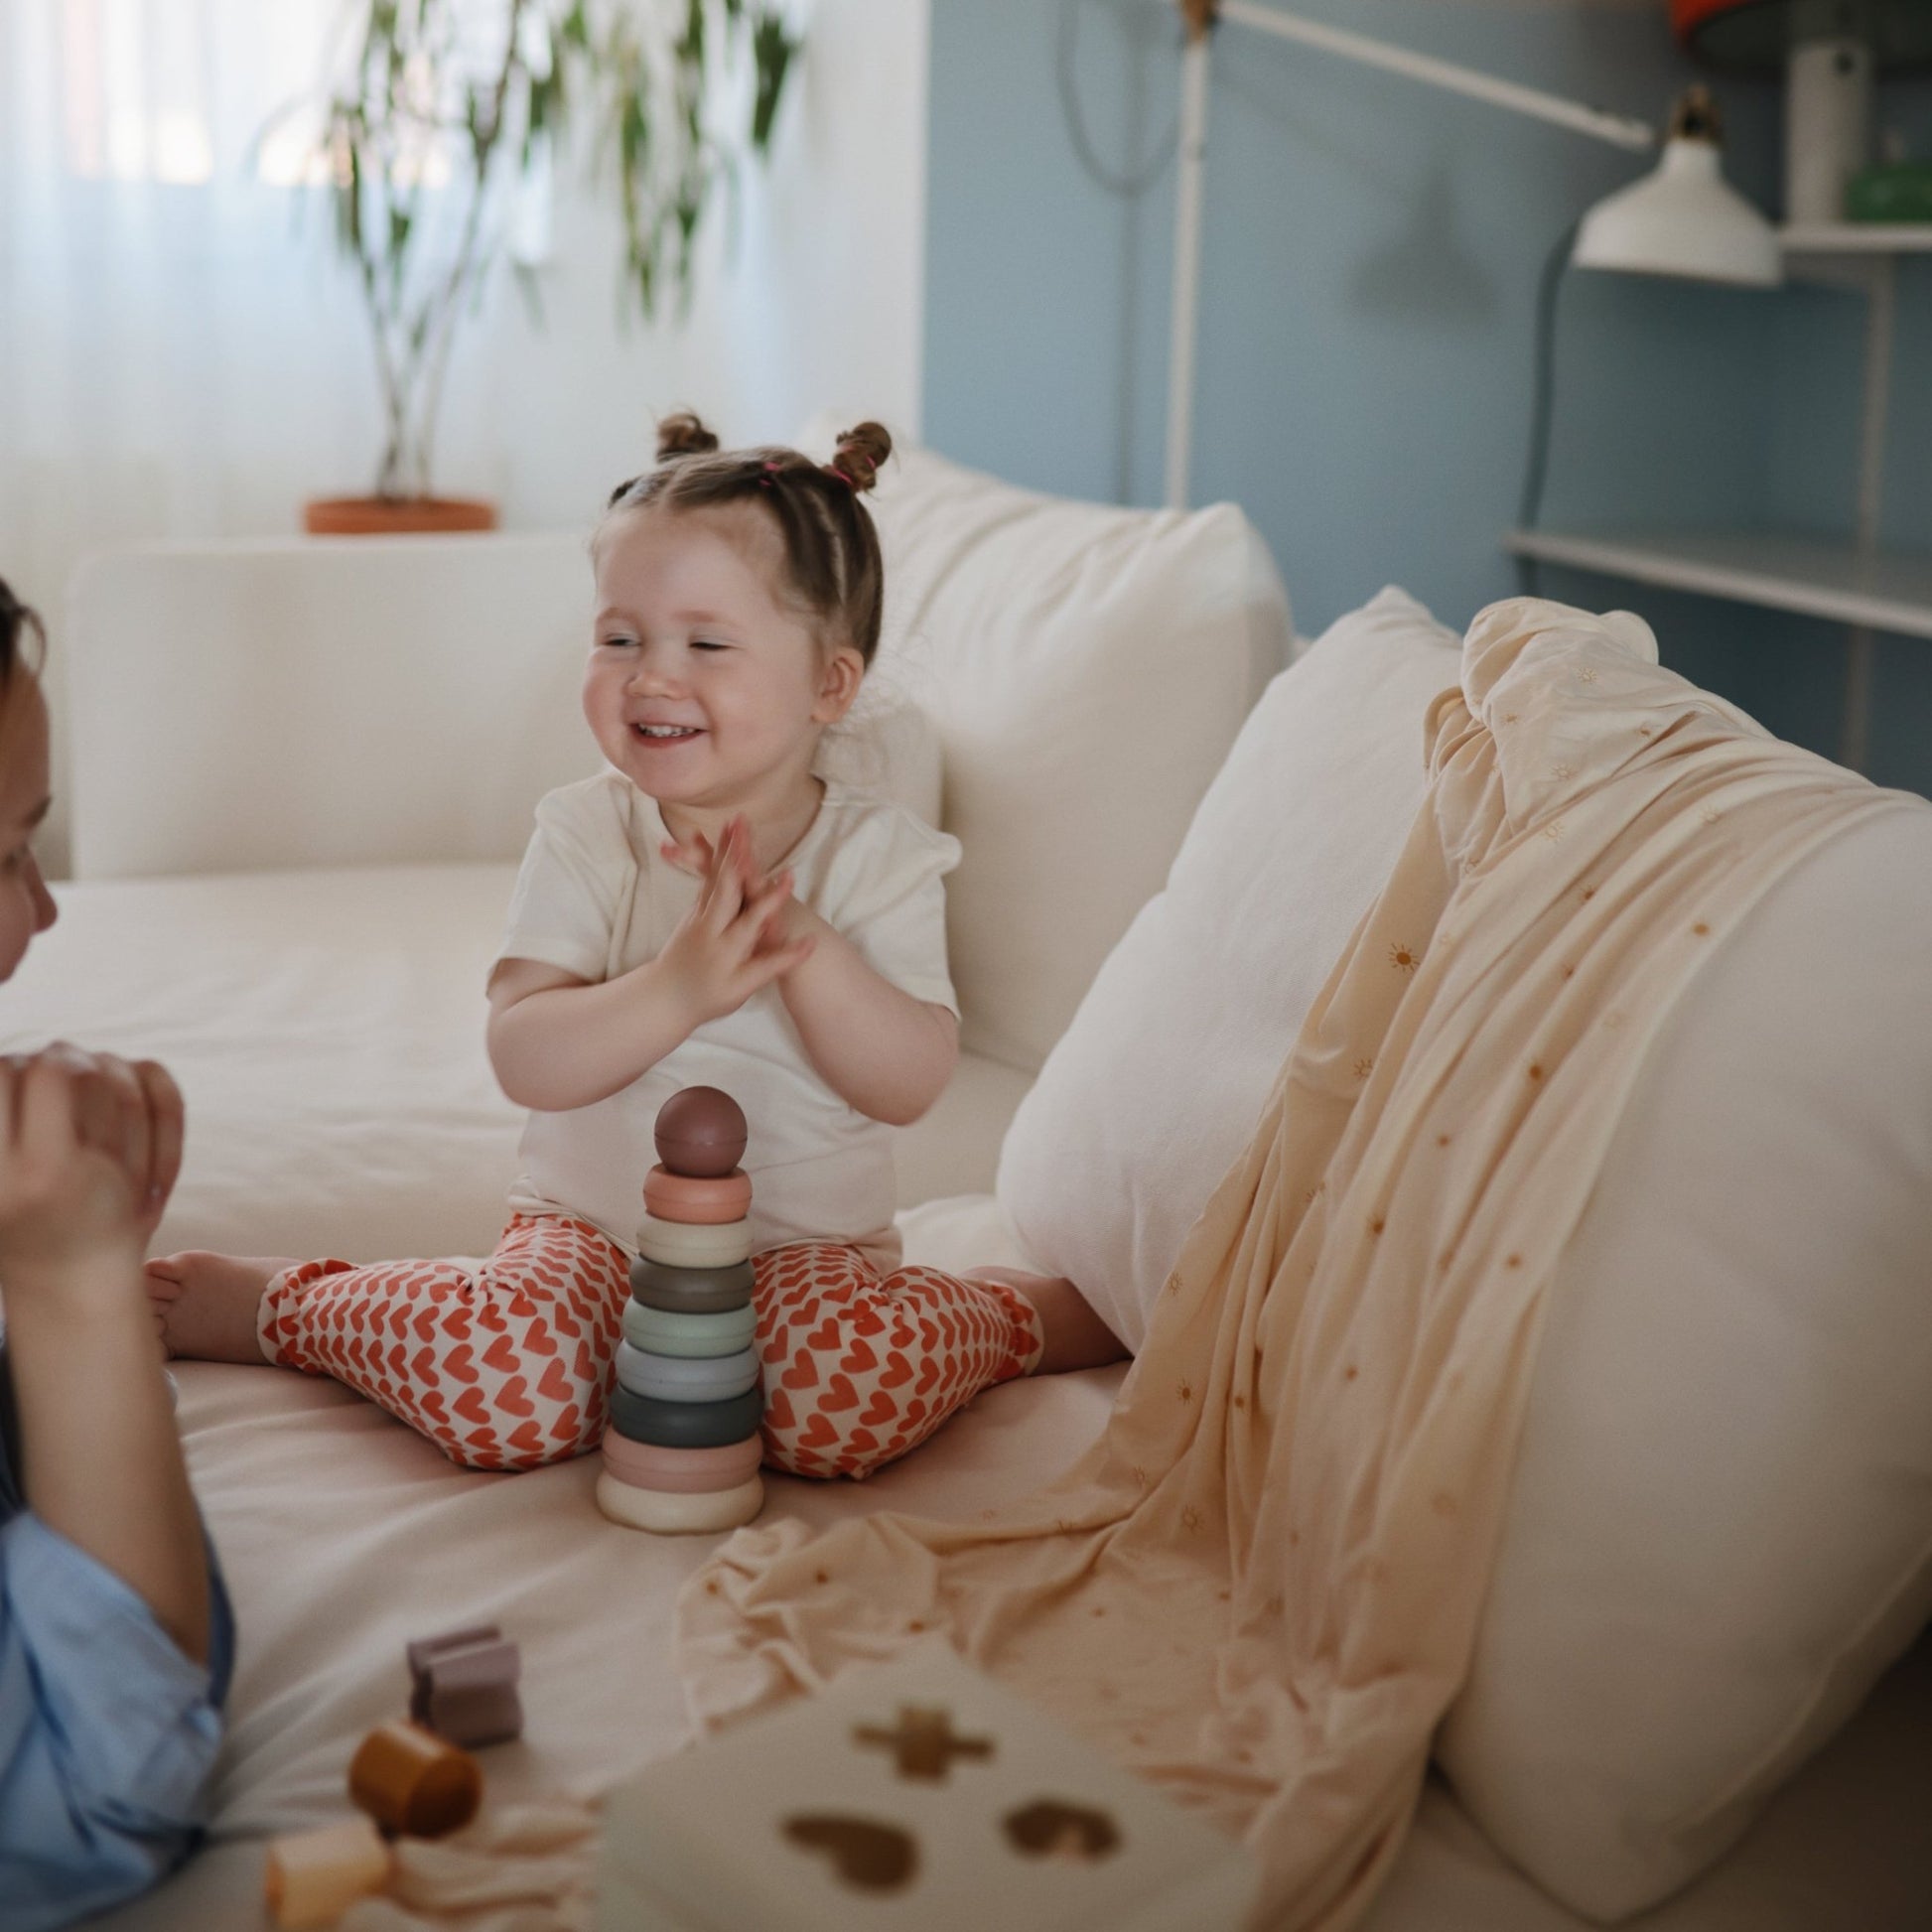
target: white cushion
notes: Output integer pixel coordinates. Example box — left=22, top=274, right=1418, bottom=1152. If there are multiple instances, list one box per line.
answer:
left=998, top=587, right=1457, bottom=1349
left=1438, top=801, right=1932, bottom=1916
left=859, top=441, right=1292, bottom=1073
left=997, top=587, right=1932, bottom=1916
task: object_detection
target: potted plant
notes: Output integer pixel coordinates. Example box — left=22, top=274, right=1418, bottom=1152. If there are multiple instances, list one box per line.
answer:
left=301, top=0, right=801, bottom=536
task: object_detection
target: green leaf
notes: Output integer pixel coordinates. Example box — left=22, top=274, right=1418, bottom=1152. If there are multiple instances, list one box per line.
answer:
left=751, top=13, right=798, bottom=153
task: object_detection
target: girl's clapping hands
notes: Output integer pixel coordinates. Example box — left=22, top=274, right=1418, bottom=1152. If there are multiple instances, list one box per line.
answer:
left=653, top=816, right=815, bottom=1027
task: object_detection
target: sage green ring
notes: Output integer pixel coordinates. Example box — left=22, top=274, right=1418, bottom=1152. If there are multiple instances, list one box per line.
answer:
left=621, top=1299, right=759, bottom=1358
left=615, top=1341, right=760, bottom=1403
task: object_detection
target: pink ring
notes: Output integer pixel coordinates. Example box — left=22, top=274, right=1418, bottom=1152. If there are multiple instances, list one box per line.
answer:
left=642, top=1165, right=753, bottom=1224
left=602, top=1430, right=763, bottom=1492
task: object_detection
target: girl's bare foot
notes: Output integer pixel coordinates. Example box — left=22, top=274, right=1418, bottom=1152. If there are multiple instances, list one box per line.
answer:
left=145, top=1252, right=297, bottom=1364
left=965, top=1266, right=1130, bottom=1376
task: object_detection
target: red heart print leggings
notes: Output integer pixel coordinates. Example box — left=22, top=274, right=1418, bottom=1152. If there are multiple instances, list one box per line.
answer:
left=257, top=1213, right=1044, bottom=1479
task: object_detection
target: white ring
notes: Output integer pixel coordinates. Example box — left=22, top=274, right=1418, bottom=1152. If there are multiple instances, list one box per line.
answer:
left=635, top=1213, right=753, bottom=1269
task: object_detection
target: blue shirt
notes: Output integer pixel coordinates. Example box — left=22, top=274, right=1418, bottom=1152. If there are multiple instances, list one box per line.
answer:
left=0, top=1352, right=234, bottom=1932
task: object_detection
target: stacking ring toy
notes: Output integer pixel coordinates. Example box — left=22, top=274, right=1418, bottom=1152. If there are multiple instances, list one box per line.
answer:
left=628, top=1255, right=757, bottom=1313
left=621, top=1298, right=759, bottom=1358
left=347, top=1721, right=482, bottom=1839
left=601, top=1429, right=764, bottom=1493
left=634, top=1213, right=753, bottom=1270
left=595, top=1470, right=764, bottom=1535
left=615, top=1340, right=759, bottom=1403
left=608, top=1384, right=764, bottom=1449
left=642, top=1165, right=754, bottom=1224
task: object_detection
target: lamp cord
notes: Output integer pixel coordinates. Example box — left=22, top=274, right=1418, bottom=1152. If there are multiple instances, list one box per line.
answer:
left=1516, top=216, right=1580, bottom=599
left=1056, top=0, right=1179, bottom=200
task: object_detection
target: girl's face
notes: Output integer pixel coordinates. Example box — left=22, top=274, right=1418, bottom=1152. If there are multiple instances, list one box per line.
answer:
left=0, top=669, right=58, bottom=985
left=585, top=502, right=863, bottom=825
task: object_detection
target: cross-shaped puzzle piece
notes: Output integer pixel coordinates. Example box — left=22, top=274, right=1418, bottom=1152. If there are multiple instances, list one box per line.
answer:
left=853, top=1704, right=994, bottom=1782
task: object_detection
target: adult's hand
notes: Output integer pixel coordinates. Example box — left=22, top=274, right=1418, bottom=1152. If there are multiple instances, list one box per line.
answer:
left=0, top=1045, right=183, bottom=1275
left=0, top=1044, right=210, bottom=1664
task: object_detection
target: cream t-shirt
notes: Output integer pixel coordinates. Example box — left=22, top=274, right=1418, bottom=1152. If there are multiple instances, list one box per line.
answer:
left=494, top=770, right=962, bottom=1271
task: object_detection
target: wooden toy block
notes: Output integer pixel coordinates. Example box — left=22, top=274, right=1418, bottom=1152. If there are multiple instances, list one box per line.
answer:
left=263, top=1817, right=391, bottom=1929
left=407, top=1623, right=524, bottom=1749
left=348, top=1720, right=483, bottom=1839
left=595, top=1648, right=1259, bottom=1930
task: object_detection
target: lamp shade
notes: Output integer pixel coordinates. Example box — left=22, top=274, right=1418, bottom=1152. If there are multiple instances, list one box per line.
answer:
left=1573, top=90, right=1781, bottom=285
left=1672, top=0, right=1932, bottom=69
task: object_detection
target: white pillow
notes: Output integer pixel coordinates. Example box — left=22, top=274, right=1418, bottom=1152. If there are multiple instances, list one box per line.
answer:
left=998, top=587, right=1458, bottom=1349
left=998, top=587, right=1932, bottom=1916
left=855, top=438, right=1292, bottom=1074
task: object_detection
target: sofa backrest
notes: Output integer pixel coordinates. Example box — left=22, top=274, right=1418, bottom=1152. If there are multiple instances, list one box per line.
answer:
left=65, top=449, right=1293, bottom=1075
left=67, top=533, right=599, bottom=879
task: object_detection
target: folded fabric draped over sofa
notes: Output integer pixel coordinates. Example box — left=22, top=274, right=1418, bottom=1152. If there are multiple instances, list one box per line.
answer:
left=676, top=598, right=1914, bottom=1930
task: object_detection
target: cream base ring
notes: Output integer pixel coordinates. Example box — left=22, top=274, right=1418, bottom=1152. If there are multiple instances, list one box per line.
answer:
left=621, top=1298, right=758, bottom=1358
left=634, top=1213, right=753, bottom=1269
left=602, top=1429, right=763, bottom=1493
left=596, top=1470, right=764, bottom=1534
left=615, top=1340, right=759, bottom=1402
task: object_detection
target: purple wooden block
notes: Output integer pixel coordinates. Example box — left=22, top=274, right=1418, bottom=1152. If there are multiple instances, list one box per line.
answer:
left=406, top=1624, right=523, bottom=1748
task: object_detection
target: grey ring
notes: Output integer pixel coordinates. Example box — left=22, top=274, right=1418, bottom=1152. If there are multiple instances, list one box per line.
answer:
left=629, top=1256, right=757, bottom=1314
left=621, top=1298, right=759, bottom=1359
left=608, top=1384, right=764, bottom=1449
left=615, top=1341, right=760, bottom=1403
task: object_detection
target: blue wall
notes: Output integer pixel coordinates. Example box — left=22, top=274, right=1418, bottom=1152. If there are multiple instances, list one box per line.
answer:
left=922, top=0, right=1932, bottom=794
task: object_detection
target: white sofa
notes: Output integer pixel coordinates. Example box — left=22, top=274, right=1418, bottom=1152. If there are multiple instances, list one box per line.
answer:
left=4, top=448, right=1926, bottom=1931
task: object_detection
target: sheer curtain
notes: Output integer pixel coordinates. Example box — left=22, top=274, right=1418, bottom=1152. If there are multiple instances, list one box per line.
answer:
left=0, top=1, right=384, bottom=589
left=0, top=0, right=929, bottom=874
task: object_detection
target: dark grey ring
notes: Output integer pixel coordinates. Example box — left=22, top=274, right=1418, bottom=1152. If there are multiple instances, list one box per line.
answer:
left=608, top=1384, right=764, bottom=1449
left=628, top=1256, right=758, bottom=1313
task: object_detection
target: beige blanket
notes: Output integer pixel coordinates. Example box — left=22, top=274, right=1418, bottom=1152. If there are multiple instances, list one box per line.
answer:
left=676, top=600, right=1912, bottom=1929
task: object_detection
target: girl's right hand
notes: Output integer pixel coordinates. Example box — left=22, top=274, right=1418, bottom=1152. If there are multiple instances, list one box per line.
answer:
left=654, top=818, right=816, bottom=1029
left=0, top=1045, right=183, bottom=1285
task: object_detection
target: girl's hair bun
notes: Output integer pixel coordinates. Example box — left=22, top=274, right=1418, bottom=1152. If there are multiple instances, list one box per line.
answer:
left=829, top=422, right=892, bottom=495
left=656, top=411, right=721, bottom=463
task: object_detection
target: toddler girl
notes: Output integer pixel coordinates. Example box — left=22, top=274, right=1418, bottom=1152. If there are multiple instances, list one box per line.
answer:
left=151, top=417, right=1123, bottom=1477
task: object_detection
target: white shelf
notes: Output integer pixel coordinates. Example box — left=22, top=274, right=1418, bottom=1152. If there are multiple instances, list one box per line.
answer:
left=1502, top=528, right=1932, bottom=641
left=1779, top=223, right=1932, bottom=255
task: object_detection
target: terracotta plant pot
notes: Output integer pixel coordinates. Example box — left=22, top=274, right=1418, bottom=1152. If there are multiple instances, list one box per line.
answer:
left=304, top=496, right=499, bottom=537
